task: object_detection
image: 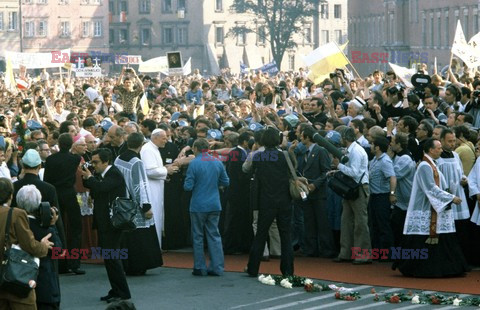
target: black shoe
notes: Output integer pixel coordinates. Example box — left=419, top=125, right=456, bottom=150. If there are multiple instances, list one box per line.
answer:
left=70, top=268, right=86, bottom=275
left=106, top=296, right=129, bottom=303
left=243, top=266, right=257, bottom=277
left=207, top=271, right=221, bottom=276
left=333, top=257, right=352, bottom=263
left=192, top=269, right=206, bottom=276
left=100, top=294, right=115, bottom=301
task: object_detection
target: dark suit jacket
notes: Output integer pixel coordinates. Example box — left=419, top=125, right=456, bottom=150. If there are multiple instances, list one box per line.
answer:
left=44, top=150, right=81, bottom=193
left=302, top=144, right=331, bottom=200
left=226, top=147, right=250, bottom=200
left=83, top=166, right=126, bottom=232
left=12, top=173, right=66, bottom=250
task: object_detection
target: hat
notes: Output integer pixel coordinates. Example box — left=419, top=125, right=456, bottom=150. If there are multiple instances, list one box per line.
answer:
left=171, top=112, right=181, bottom=121
left=73, top=134, right=85, bottom=144
left=350, top=96, right=366, bottom=109
left=249, top=122, right=264, bottom=132
left=284, top=114, right=299, bottom=128
left=27, top=120, right=43, bottom=131
left=207, top=129, right=222, bottom=140
left=326, top=130, right=341, bottom=147
left=100, top=119, right=113, bottom=131
left=22, top=149, right=42, bottom=167
left=178, top=120, right=189, bottom=127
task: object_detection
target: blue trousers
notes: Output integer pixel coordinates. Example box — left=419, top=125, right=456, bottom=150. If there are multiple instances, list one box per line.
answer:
left=190, top=211, right=224, bottom=275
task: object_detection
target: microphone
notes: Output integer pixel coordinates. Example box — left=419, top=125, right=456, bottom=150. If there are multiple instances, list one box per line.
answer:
left=312, top=132, right=349, bottom=164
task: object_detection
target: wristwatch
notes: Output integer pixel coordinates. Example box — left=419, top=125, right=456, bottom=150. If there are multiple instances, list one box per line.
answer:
left=390, top=191, right=395, bottom=195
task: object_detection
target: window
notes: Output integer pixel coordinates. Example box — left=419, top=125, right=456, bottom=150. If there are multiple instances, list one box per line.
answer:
left=178, top=27, right=188, bottom=44
left=25, top=21, right=34, bottom=37
left=430, top=13, right=434, bottom=47
left=257, top=25, right=266, bottom=45
left=120, top=0, right=128, bottom=13
left=0, top=13, right=3, bottom=31
left=81, top=0, right=89, bottom=4
left=163, top=0, right=172, bottom=13
left=215, top=0, right=223, bottom=12
left=422, top=13, right=426, bottom=46
left=237, top=30, right=246, bottom=45
left=320, top=4, right=328, bottom=19
left=119, top=29, right=128, bottom=44
left=437, top=15, right=441, bottom=47
left=8, top=12, right=17, bottom=31
left=94, top=21, right=102, bottom=37
left=38, top=20, right=47, bottom=36
left=321, top=30, right=329, bottom=44
left=216, top=26, right=224, bottom=44
left=140, top=0, right=150, bottom=14
left=109, top=29, right=114, bottom=44
left=163, top=27, right=173, bottom=44
left=464, top=10, right=469, bottom=39
left=82, top=21, right=90, bottom=37
left=304, top=27, right=312, bottom=44
left=109, top=0, right=115, bottom=13
left=475, top=12, right=479, bottom=36
left=23, top=0, right=32, bottom=3
left=334, top=5, right=341, bottom=19
left=38, top=0, right=47, bottom=4
left=141, top=28, right=150, bottom=45
left=59, top=0, right=69, bottom=4
left=389, top=13, right=394, bottom=43
left=288, top=54, right=295, bottom=71
left=60, top=21, right=70, bottom=37
left=334, top=30, right=342, bottom=44
left=445, top=12, right=449, bottom=47
left=91, top=0, right=101, bottom=4
left=178, top=0, right=186, bottom=12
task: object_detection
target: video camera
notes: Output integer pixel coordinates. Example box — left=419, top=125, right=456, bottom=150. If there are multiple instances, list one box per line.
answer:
left=37, top=202, right=57, bottom=228
left=410, top=72, right=431, bottom=100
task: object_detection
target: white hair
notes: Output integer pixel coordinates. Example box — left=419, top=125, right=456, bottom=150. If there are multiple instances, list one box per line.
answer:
left=151, top=128, right=165, bottom=138
left=16, top=185, right=42, bottom=214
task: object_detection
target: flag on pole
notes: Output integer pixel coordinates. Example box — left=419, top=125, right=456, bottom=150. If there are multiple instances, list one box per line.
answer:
left=452, top=20, right=480, bottom=68
left=139, top=93, right=149, bottom=115
left=4, top=58, right=17, bottom=92
left=388, top=63, right=415, bottom=88
left=468, top=31, right=480, bottom=50
left=304, top=42, right=349, bottom=84
left=182, top=57, right=192, bottom=75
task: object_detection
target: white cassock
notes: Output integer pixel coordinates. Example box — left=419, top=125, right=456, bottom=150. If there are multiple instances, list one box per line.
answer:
left=467, top=157, right=480, bottom=225
left=141, top=141, right=167, bottom=248
left=437, top=152, right=470, bottom=220
left=404, top=161, right=456, bottom=235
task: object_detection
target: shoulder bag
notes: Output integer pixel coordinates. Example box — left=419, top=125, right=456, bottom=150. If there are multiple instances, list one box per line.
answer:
left=283, top=151, right=309, bottom=201
left=0, top=207, right=40, bottom=298
left=328, top=170, right=365, bottom=200
left=110, top=184, right=138, bottom=232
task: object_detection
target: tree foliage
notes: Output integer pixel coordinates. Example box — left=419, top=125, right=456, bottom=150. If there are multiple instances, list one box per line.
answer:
left=229, top=0, right=318, bottom=68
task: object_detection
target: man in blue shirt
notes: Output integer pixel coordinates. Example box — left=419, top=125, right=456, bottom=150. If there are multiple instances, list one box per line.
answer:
left=184, top=138, right=230, bottom=276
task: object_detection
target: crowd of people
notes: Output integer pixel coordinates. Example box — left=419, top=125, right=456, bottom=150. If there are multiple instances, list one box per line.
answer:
left=0, top=58, right=480, bottom=308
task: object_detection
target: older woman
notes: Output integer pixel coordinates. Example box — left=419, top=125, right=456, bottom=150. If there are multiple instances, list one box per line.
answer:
left=16, top=185, right=61, bottom=310
left=0, top=178, right=53, bottom=310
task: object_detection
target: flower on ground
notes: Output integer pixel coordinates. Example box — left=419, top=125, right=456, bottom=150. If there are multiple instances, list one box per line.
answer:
left=280, top=279, right=293, bottom=289
left=258, top=275, right=265, bottom=282
left=389, top=295, right=401, bottom=303
left=304, top=279, right=313, bottom=285
left=412, top=295, right=420, bottom=304
left=453, top=298, right=462, bottom=306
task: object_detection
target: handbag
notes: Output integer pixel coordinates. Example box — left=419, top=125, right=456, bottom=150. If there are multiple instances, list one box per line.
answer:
left=110, top=185, right=138, bottom=232
left=328, top=170, right=365, bottom=200
left=283, top=151, right=309, bottom=200
left=0, top=207, right=40, bottom=298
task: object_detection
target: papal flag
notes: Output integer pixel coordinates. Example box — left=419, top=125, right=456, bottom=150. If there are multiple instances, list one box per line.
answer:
left=139, top=93, right=149, bottom=115
left=304, top=42, right=349, bottom=84
left=4, top=57, right=17, bottom=92
left=452, top=20, right=480, bottom=68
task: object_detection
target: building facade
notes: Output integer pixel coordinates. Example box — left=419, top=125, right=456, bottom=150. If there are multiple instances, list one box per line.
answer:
left=0, top=0, right=20, bottom=70
left=349, top=0, right=480, bottom=76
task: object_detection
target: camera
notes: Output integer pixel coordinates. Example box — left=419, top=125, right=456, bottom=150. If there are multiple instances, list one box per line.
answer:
left=37, top=96, right=45, bottom=108
left=410, top=72, right=431, bottom=100
left=23, top=98, right=31, bottom=105
left=274, top=86, right=285, bottom=94
left=125, top=68, right=133, bottom=73
left=82, top=162, right=91, bottom=171
left=170, top=120, right=180, bottom=129
left=38, top=202, right=55, bottom=228
left=0, top=115, right=4, bottom=122
left=215, top=104, right=225, bottom=111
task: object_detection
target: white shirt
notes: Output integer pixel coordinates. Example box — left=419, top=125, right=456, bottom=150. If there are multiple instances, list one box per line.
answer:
left=101, top=165, right=112, bottom=178
left=338, top=141, right=369, bottom=184
left=0, top=162, right=11, bottom=179
left=53, top=109, right=71, bottom=123
left=85, top=87, right=100, bottom=102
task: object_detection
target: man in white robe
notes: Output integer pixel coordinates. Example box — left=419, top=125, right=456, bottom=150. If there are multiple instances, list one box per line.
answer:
left=141, top=129, right=179, bottom=248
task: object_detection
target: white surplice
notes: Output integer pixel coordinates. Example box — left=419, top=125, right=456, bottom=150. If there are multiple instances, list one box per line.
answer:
left=404, top=160, right=456, bottom=235
left=140, top=141, right=167, bottom=248
left=437, top=152, right=470, bottom=220
left=467, top=157, right=480, bottom=225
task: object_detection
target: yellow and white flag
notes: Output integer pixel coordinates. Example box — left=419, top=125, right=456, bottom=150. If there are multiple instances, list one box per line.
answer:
left=303, top=42, right=349, bottom=84
left=139, top=93, right=149, bottom=115
left=452, top=20, right=480, bottom=68
left=4, top=58, right=17, bottom=92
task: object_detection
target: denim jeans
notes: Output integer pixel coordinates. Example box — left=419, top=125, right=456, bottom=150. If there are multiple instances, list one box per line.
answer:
left=190, top=211, right=224, bottom=275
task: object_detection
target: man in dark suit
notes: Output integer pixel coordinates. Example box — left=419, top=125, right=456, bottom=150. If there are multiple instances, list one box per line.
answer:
left=224, top=132, right=253, bottom=254
left=299, top=126, right=336, bottom=258
left=44, top=133, right=85, bottom=274
left=12, top=149, right=66, bottom=255
left=82, top=148, right=131, bottom=303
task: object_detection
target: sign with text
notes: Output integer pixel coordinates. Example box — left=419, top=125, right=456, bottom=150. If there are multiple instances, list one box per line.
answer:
left=74, top=66, right=102, bottom=77
left=115, top=55, right=142, bottom=65
left=6, top=49, right=71, bottom=69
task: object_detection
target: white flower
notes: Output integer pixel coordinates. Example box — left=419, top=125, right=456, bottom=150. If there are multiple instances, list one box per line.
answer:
left=265, top=275, right=273, bottom=281
left=452, top=298, right=462, bottom=306
left=411, top=295, right=420, bottom=304
left=279, top=279, right=292, bottom=289
left=266, top=279, right=276, bottom=286
left=258, top=275, right=265, bottom=282
left=304, top=279, right=313, bottom=285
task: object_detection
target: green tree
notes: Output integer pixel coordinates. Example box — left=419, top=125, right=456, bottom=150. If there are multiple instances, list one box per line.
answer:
left=229, top=0, right=318, bottom=68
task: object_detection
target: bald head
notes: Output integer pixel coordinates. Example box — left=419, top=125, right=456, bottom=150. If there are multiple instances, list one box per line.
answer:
left=108, top=125, right=125, bottom=147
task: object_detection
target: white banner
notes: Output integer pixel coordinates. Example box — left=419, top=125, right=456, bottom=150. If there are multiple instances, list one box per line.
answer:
left=451, top=20, right=480, bottom=68
left=5, top=49, right=71, bottom=69
left=115, top=55, right=142, bottom=65
left=389, top=63, right=415, bottom=88
left=74, top=66, right=102, bottom=77
left=138, top=56, right=169, bottom=73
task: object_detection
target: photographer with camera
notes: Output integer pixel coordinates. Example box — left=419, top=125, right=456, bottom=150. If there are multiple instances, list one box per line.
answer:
left=115, top=67, right=144, bottom=122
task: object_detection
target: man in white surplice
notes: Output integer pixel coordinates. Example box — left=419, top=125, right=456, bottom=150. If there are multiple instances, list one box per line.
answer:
left=141, top=129, right=179, bottom=248
left=437, top=129, right=470, bottom=221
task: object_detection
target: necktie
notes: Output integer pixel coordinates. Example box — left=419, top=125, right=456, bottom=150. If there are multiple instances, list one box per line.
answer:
left=304, top=150, right=310, bottom=165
